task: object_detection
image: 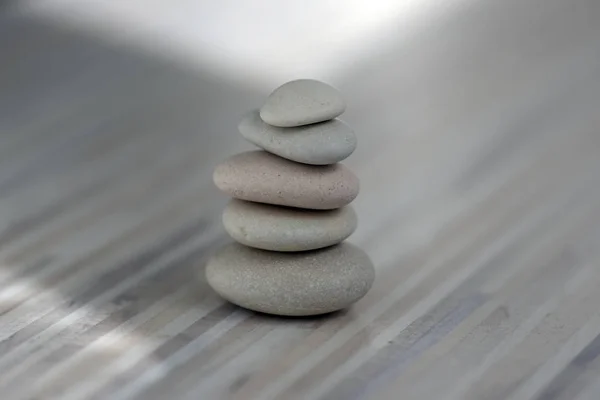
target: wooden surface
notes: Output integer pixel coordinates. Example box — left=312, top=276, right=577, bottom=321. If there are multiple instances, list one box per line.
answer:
left=2, top=1, right=600, bottom=399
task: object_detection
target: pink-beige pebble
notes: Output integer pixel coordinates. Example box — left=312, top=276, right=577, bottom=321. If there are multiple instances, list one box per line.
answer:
left=213, top=150, right=359, bottom=210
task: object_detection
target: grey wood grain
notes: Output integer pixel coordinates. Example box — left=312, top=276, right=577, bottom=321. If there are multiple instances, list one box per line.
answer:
left=1, top=0, right=600, bottom=399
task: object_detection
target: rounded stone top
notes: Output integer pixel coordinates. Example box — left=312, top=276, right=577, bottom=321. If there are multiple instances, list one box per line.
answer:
left=260, top=79, right=346, bottom=127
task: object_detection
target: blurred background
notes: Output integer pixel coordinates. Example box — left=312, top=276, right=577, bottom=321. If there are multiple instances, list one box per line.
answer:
left=1, top=1, right=600, bottom=399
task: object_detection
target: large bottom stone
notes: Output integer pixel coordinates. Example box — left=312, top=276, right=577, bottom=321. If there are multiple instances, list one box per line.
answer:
left=204, top=242, right=375, bottom=316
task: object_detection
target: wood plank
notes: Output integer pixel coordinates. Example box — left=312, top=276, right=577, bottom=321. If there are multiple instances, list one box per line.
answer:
left=1, top=0, right=600, bottom=398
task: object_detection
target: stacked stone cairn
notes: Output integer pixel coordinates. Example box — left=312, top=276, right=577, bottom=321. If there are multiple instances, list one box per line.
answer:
left=207, top=79, right=375, bottom=316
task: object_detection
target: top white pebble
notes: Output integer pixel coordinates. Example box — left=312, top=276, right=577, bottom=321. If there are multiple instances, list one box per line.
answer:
left=260, top=79, right=346, bottom=127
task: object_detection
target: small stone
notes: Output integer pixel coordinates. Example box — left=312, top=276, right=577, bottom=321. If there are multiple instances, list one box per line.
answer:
left=238, top=110, right=357, bottom=165
left=223, top=199, right=357, bottom=252
left=213, top=150, right=359, bottom=210
left=260, top=79, right=346, bottom=127
left=204, top=242, right=375, bottom=316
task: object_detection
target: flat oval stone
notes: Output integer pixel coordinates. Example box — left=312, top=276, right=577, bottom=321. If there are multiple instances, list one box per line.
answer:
left=238, top=110, right=357, bottom=165
left=223, top=199, right=357, bottom=251
left=260, top=79, right=346, bottom=127
left=213, top=150, right=359, bottom=210
left=205, top=242, right=375, bottom=316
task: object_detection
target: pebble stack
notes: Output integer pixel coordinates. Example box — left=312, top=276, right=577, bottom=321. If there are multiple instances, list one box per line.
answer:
left=206, top=79, right=375, bottom=316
